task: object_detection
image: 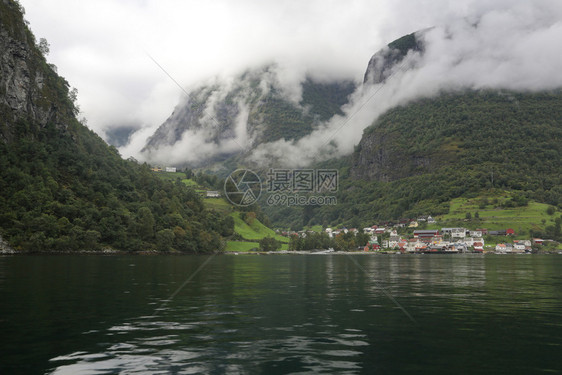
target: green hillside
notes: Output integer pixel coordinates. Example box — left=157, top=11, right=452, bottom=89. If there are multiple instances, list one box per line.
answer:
left=226, top=212, right=288, bottom=252
left=268, top=90, right=562, bottom=233
left=151, top=170, right=287, bottom=251
left=0, top=1, right=232, bottom=253
left=437, top=195, right=555, bottom=231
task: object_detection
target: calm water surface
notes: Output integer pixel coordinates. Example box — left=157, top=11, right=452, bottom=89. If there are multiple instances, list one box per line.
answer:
left=0, top=254, right=561, bottom=374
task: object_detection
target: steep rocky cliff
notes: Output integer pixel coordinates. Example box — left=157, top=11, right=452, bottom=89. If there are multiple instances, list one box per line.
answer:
left=0, top=0, right=73, bottom=143
left=363, top=32, right=424, bottom=85
left=141, top=66, right=355, bottom=167
left=351, top=131, right=436, bottom=182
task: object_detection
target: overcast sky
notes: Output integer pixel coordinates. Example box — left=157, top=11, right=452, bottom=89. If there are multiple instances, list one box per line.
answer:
left=19, top=0, right=562, bottom=163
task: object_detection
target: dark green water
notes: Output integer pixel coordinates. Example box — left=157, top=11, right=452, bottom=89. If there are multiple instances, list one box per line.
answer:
left=0, top=254, right=561, bottom=374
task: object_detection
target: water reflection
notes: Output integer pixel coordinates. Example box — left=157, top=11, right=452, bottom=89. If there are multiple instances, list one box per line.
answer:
left=1, top=255, right=561, bottom=374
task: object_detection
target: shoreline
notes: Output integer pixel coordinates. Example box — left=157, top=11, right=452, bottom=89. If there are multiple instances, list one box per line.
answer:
left=2, top=249, right=559, bottom=256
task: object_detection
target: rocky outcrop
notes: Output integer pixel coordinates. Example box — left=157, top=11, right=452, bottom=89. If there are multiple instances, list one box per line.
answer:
left=363, top=32, right=425, bottom=85
left=0, top=235, right=15, bottom=254
left=352, top=31, right=432, bottom=182
left=0, top=1, right=64, bottom=143
left=351, top=130, right=434, bottom=182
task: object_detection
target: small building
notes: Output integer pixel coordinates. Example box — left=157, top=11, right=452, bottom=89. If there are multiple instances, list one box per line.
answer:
left=463, top=237, right=474, bottom=246
left=165, top=167, right=177, bottom=173
left=513, top=243, right=526, bottom=252
left=388, top=235, right=401, bottom=248
left=495, top=243, right=507, bottom=252
left=206, top=191, right=220, bottom=198
left=414, top=230, right=440, bottom=239
left=441, top=228, right=467, bottom=238
left=506, top=228, right=515, bottom=236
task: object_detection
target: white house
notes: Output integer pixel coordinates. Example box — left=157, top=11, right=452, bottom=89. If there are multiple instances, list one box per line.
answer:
left=495, top=243, right=507, bottom=252
left=513, top=243, right=526, bottom=252
left=206, top=191, right=220, bottom=198
left=451, top=228, right=467, bottom=238
left=388, top=235, right=401, bottom=249
left=165, top=167, right=177, bottom=173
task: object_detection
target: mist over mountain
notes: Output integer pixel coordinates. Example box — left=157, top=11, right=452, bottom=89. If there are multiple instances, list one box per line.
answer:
left=139, top=65, right=355, bottom=168
left=133, top=1, right=562, bottom=170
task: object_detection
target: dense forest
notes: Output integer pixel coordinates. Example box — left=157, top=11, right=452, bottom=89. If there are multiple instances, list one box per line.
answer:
left=0, top=0, right=232, bottom=252
left=264, top=90, right=562, bottom=229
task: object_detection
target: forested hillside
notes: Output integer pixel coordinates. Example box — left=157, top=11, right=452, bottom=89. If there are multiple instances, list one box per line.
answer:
left=0, top=0, right=231, bottom=252
left=265, top=90, right=562, bottom=229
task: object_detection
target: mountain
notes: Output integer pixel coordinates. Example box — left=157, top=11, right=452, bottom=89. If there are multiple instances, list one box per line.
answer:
left=261, top=32, right=562, bottom=230
left=0, top=0, right=232, bottom=252
left=140, top=65, right=355, bottom=168
left=363, top=31, right=424, bottom=85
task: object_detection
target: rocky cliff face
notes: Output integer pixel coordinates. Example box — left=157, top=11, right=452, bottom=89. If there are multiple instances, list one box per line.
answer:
left=351, top=129, right=434, bottom=182
left=363, top=32, right=424, bottom=85
left=140, top=65, right=355, bottom=167
left=0, top=1, right=69, bottom=143
left=352, top=31, right=430, bottom=182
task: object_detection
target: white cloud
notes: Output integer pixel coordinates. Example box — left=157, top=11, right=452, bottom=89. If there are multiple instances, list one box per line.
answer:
left=247, top=1, right=562, bottom=167
left=20, top=0, right=389, bottom=142
left=19, top=0, right=562, bottom=166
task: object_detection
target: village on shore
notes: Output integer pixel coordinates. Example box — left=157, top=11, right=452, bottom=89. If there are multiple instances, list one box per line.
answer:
left=280, top=216, right=553, bottom=254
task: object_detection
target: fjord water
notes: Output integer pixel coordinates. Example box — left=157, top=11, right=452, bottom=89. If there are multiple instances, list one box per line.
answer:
left=0, top=255, right=561, bottom=374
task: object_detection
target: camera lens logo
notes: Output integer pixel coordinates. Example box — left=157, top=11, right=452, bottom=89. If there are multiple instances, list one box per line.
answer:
left=224, top=169, right=262, bottom=206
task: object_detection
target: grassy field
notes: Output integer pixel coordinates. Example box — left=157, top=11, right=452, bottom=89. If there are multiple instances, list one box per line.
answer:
left=225, top=240, right=289, bottom=252
left=225, top=241, right=259, bottom=252
left=203, top=197, right=233, bottom=214
left=152, top=172, right=201, bottom=189
left=152, top=171, right=186, bottom=181
left=231, top=212, right=289, bottom=243
left=181, top=178, right=199, bottom=187
left=304, top=225, right=323, bottom=233
left=434, top=194, right=557, bottom=236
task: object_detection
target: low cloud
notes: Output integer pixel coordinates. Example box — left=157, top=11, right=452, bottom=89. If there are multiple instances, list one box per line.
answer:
left=19, top=0, right=562, bottom=167
left=247, top=2, right=562, bottom=167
